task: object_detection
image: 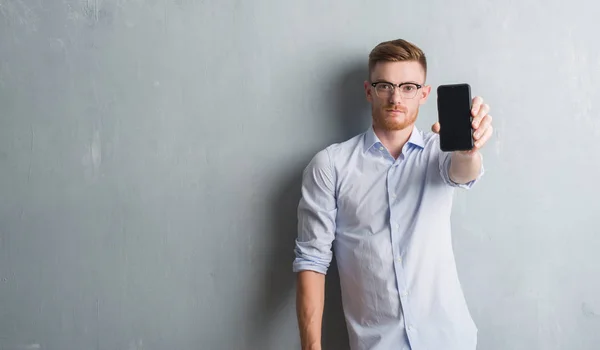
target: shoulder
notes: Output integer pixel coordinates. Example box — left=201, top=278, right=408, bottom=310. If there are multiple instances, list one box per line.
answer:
left=420, top=129, right=442, bottom=151
left=306, top=132, right=365, bottom=170
left=305, top=147, right=332, bottom=173
left=408, top=128, right=445, bottom=161
left=301, top=133, right=363, bottom=191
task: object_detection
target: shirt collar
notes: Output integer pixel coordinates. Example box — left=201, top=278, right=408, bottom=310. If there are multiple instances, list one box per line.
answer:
left=364, top=125, right=425, bottom=153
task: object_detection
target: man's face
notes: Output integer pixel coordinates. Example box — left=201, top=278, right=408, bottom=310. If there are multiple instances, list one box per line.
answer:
left=364, top=61, right=431, bottom=131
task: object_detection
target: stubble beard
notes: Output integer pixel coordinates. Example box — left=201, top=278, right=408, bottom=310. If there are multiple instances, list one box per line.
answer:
left=372, top=106, right=418, bottom=131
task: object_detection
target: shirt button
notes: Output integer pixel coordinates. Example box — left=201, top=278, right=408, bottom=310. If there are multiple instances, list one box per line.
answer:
left=397, top=256, right=402, bottom=263
left=401, top=291, right=409, bottom=298
left=407, top=325, right=414, bottom=331
left=379, top=146, right=384, bottom=151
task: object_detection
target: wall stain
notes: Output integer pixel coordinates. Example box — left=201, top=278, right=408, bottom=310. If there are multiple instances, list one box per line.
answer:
left=582, top=302, right=599, bottom=319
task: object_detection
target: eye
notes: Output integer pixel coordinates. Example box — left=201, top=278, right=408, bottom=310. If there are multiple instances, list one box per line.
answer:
left=401, top=85, right=415, bottom=92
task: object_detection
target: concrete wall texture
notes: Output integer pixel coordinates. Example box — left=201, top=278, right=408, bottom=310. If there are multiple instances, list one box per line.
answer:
left=1, top=1, right=599, bottom=349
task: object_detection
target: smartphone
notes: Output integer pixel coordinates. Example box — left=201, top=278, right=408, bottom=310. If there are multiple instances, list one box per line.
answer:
left=436, top=83, right=474, bottom=152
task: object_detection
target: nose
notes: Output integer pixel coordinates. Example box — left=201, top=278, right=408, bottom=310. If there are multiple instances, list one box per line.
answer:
left=389, top=88, right=404, bottom=105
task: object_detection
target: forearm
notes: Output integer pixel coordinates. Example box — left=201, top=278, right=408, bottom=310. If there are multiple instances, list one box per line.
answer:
left=449, top=151, right=482, bottom=184
left=296, top=270, right=326, bottom=350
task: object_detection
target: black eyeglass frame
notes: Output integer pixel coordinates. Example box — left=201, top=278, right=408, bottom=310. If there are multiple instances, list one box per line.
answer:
left=370, top=81, right=423, bottom=99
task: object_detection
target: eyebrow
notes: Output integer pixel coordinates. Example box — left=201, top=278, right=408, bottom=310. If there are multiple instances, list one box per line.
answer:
left=372, top=80, right=422, bottom=85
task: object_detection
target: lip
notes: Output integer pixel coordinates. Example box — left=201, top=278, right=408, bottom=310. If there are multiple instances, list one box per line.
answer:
left=386, top=109, right=404, bottom=114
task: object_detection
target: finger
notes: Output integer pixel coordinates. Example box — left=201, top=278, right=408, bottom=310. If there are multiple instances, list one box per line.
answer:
left=472, top=105, right=490, bottom=129
left=471, top=96, right=484, bottom=117
left=474, top=128, right=491, bottom=149
left=431, top=122, right=440, bottom=133
left=473, top=125, right=486, bottom=140
left=473, top=115, right=492, bottom=140
left=477, top=103, right=490, bottom=121
left=474, top=125, right=493, bottom=149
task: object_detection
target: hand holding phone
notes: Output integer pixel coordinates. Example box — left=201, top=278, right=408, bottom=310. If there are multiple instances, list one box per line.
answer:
left=436, top=83, right=474, bottom=152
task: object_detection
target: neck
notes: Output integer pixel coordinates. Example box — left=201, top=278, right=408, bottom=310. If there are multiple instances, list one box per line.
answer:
left=373, top=123, right=415, bottom=159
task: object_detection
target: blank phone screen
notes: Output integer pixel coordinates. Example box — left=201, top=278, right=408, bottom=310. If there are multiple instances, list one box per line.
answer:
left=437, top=84, right=473, bottom=152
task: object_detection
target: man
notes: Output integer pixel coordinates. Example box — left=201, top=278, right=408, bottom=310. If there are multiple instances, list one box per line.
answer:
left=292, top=38, right=493, bottom=350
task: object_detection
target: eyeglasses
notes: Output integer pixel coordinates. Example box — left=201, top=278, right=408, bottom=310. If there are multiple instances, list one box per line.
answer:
left=371, top=81, right=423, bottom=99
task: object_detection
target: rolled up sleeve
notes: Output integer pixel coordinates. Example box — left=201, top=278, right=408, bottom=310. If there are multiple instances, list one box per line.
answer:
left=292, top=148, right=337, bottom=275
left=438, top=151, right=485, bottom=189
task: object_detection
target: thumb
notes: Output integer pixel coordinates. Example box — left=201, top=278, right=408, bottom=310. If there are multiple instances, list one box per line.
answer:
left=431, top=122, right=440, bottom=134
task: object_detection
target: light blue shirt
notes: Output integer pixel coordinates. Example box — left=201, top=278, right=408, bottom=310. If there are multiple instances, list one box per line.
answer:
left=293, top=125, right=484, bottom=350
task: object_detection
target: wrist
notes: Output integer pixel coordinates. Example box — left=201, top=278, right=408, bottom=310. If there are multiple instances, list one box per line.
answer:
left=454, top=150, right=480, bottom=160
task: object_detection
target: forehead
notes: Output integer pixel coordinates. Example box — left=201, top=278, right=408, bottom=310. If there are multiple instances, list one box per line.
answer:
left=371, top=61, right=425, bottom=83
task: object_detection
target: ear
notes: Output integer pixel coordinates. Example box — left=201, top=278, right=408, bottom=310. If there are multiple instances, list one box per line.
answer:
left=364, top=80, right=373, bottom=103
left=419, top=85, right=432, bottom=106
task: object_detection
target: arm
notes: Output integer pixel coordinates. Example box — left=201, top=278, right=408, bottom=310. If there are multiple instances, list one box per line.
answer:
left=449, top=151, right=483, bottom=184
left=439, top=149, right=484, bottom=189
left=433, top=96, right=493, bottom=187
left=292, top=148, right=337, bottom=350
left=437, top=96, right=492, bottom=187
left=296, top=271, right=325, bottom=350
